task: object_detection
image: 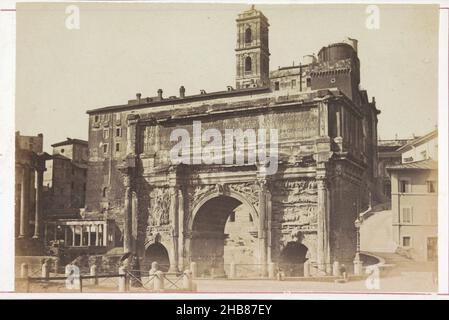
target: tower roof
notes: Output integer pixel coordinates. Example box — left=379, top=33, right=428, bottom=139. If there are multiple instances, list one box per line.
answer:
left=236, top=5, right=269, bottom=24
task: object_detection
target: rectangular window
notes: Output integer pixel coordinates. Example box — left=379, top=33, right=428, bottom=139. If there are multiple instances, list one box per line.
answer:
left=402, top=236, right=411, bottom=247
left=399, top=179, right=410, bottom=193
left=429, top=209, right=437, bottom=225
left=306, top=78, right=311, bottom=87
left=274, top=81, right=280, bottom=91
left=94, top=115, right=99, bottom=122
left=103, top=129, right=109, bottom=140
left=116, top=128, right=122, bottom=137
left=427, top=181, right=437, bottom=193
left=291, top=79, right=296, bottom=88
left=115, top=143, right=120, bottom=152
left=103, top=144, right=108, bottom=153
left=401, top=207, right=413, bottom=224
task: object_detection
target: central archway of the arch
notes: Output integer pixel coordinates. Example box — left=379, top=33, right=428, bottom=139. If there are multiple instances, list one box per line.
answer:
left=190, top=195, right=258, bottom=278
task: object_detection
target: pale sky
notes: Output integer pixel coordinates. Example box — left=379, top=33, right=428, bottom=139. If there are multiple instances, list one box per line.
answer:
left=15, top=3, right=439, bottom=152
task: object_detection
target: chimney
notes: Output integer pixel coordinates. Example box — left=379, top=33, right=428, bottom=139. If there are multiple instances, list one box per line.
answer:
left=157, top=89, right=163, bottom=100
left=136, top=93, right=141, bottom=103
left=179, top=86, right=185, bottom=98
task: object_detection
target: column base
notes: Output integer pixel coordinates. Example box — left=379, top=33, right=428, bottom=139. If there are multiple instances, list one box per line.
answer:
left=168, top=266, right=180, bottom=274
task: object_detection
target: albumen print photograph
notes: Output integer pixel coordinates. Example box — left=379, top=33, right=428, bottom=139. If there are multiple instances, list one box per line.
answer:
left=13, top=2, right=439, bottom=294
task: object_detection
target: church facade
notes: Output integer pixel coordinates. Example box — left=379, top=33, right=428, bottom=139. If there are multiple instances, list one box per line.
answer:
left=84, top=6, right=380, bottom=276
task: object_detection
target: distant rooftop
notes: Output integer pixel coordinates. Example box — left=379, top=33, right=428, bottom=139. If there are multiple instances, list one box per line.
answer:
left=397, top=129, right=438, bottom=153
left=51, top=138, right=88, bottom=147
left=386, top=159, right=438, bottom=171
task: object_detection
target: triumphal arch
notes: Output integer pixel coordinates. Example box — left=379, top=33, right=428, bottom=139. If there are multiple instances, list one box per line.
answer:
left=84, top=7, right=379, bottom=276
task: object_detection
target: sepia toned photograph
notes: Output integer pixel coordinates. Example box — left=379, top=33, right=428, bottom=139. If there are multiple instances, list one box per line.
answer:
left=11, top=2, right=440, bottom=295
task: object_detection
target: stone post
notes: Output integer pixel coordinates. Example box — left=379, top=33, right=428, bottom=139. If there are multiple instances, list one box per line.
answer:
left=303, top=260, right=310, bottom=278
left=54, top=258, right=60, bottom=274
left=20, top=263, right=29, bottom=278
left=41, top=260, right=49, bottom=279
left=183, top=269, right=193, bottom=291
left=33, top=166, right=44, bottom=239
left=354, top=258, right=363, bottom=276
left=229, top=262, right=236, bottom=279
left=332, top=261, right=340, bottom=277
left=19, top=165, right=30, bottom=238
left=148, top=261, right=158, bottom=290
left=154, top=271, right=164, bottom=291
left=190, top=261, right=197, bottom=279
left=90, top=264, right=98, bottom=285
left=118, top=266, right=128, bottom=292
left=268, top=262, right=277, bottom=279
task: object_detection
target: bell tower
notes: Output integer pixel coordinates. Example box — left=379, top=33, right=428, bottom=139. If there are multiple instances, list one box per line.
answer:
left=235, top=6, right=270, bottom=89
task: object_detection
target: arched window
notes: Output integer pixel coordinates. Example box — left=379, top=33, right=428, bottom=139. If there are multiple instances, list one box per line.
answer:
left=102, top=187, right=107, bottom=198
left=245, top=56, right=252, bottom=72
left=245, top=27, right=252, bottom=43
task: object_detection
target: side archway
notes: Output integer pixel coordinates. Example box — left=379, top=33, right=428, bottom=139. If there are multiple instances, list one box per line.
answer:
left=144, top=241, right=170, bottom=272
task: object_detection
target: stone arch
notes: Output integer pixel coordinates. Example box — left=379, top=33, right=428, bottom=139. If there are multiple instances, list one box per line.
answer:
left=144, top=241, right=170, bottom=272
left=189, top=190, right=259, bottom=231
left=188, top=193, right=259, bottom=277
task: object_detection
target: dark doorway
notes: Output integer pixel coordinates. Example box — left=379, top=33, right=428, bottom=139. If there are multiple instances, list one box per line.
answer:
left=279, top=242, right=309, bottom=276
left=144, top=242, right=170, bottom=272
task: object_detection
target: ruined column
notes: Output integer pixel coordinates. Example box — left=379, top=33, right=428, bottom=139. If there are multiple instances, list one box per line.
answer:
left=19, top=165, right=30, bottom=238
left=169, top=186, right=179, bottom=273
left=95, top=225, right=99, bottom=246
left=72, top=226, right=75, bottom=246
left=87, top=225, right=91, bottom=246
left=32, top=166, right=44, bottom=239
left=80, top=225, right=84, bottom=246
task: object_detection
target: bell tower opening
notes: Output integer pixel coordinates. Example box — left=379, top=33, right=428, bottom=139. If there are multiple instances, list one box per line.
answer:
left=235, top=6, right=270, bottom=89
